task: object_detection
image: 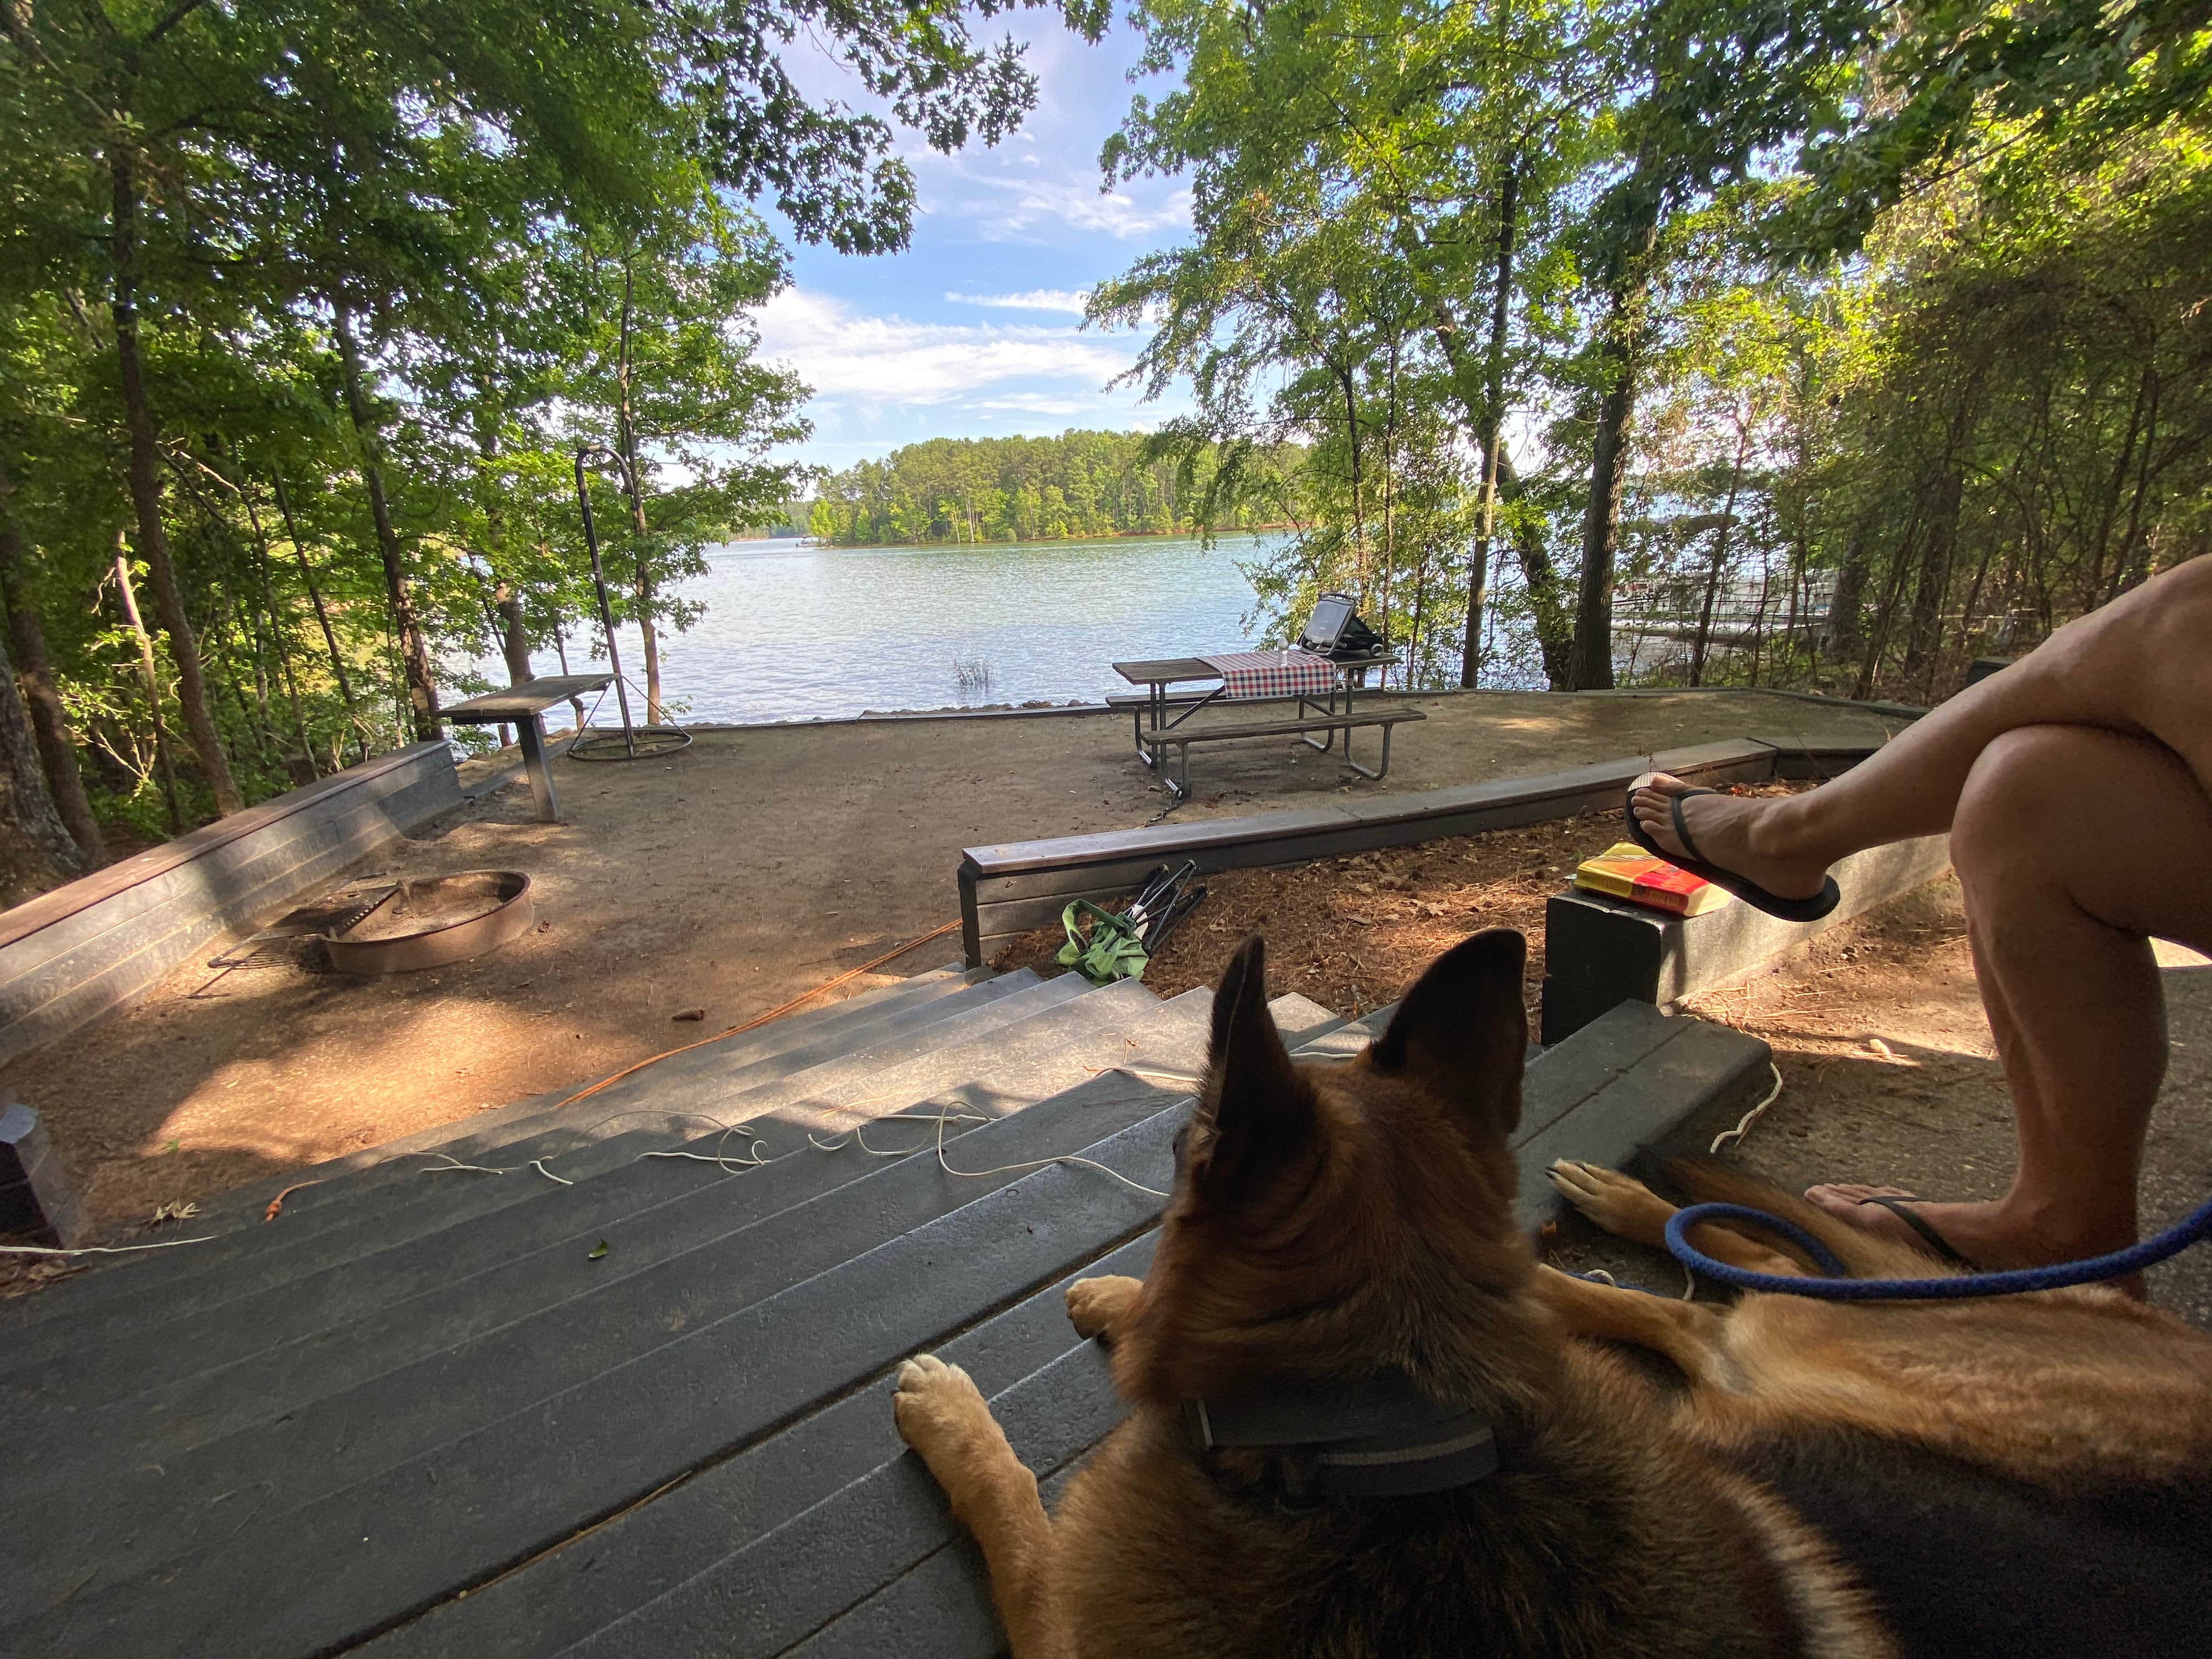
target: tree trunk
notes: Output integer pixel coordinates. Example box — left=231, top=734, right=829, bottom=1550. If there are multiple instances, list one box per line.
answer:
left=0, top=463, right=105, bottom=862
left=1900, top=461, right=1963, bottom=695
left=333, top=303, right=441, bottom=742
left=1689, top=415, right=1754, bottom=686
left=110, top=146, right=244, bottom=814
left=1571, top=309, right=1637, bottom=690
left=240, top=487, right=315, bottom=772
left=616, top=255, right=663, bottom=724
left=551, top=614, right=590, bottom=732
left=114, top=546, right=184, bottom=832
left=494, top=580, right=532, bottom=683
left=0, top=608, right=87, bottom=904
left=1462, top=159, right=1518, bottom=689
left=1827, top=526, right=1869, bottom=661
left=273, top=471, right=366, bottom=762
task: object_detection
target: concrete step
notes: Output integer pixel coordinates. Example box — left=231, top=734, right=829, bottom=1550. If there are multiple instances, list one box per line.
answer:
left=3, top=1075, right=1203, bottom=1655
left=1263, top=990, right=1346, bottom=1049
left=0, top=972, right=1062, bottom=1371
left=0, top=967, right=998, bottom=1339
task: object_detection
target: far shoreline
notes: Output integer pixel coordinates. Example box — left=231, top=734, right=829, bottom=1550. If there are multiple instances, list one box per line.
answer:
left=740, top=522, right=1301, bottom=552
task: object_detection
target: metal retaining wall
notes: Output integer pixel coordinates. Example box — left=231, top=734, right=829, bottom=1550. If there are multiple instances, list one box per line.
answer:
left=0, top=742, right=462, bottom=1066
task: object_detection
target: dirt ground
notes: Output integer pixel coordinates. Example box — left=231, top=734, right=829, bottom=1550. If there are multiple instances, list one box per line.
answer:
left=0, top=689, right=1906, bottom=1242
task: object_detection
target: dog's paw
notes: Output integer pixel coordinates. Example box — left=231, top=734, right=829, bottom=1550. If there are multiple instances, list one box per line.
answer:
left=1065, top=1274, right=1143, bottom=1340
left=1546, top=1160, right=1675, bottom=1244
left=893, top=1353, right=993, bottom=1459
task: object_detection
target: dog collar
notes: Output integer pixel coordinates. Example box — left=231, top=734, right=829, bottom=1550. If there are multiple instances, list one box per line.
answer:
left=1181, top=1369, right=1499, bottom=1497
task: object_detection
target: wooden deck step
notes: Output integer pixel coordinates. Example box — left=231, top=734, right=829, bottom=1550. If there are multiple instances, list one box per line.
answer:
left=3, top=1048, right=1205, bottom=1654
left=190, top=965, right=989, bottom=1226
left=0, top=972, right=1059, bottom=1367
left=0, top=978, right=1177, bottom=1471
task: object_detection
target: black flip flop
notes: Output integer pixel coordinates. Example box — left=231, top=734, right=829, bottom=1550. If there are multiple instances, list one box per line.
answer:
left=1622, top=783, right=1841, bottom=922
left=1857, top=1195, right=1976, bottom=1268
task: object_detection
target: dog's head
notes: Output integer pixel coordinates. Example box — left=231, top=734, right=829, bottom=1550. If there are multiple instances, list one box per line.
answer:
left=1111, top=929, right=1541, bottom=1407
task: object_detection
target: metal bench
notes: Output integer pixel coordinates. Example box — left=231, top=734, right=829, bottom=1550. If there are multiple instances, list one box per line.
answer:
left=1137, top=708, right=1426, bottom=801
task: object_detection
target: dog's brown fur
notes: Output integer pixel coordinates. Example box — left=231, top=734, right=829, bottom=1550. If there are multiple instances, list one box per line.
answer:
left=893, top=931, right=2212, bottom=1657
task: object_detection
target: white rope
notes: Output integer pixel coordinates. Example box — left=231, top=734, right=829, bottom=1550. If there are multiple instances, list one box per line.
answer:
left=1709, top=1063, right=1786, bottom=1155
left=421, top=1152, right=511, bottom=1176
left=929, top=1092, right=1171, bottom=1199
left=1, top=1234, right=216, bottom=1256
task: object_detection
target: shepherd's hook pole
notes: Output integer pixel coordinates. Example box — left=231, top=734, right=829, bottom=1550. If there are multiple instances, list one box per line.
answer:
left=573, top=447, right=639, bottom=757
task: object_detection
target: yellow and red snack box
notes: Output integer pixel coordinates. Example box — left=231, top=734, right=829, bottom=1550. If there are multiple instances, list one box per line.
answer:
left=1571, top=842, right=1736, bottom=917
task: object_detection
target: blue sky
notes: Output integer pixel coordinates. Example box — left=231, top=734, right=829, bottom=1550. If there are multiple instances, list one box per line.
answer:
left=756, top=15, right=1194, bottom=471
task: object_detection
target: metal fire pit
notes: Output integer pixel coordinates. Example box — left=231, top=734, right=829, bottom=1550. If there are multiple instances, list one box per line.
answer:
left=323, top=871, right=534, bottom=976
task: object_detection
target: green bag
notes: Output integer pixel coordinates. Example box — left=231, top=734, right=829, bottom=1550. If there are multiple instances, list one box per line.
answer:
left=1055, top=899, right=1149, bottom=985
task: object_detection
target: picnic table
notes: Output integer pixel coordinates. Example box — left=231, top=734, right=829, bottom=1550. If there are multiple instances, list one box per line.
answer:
left=1110, top=648, right=1421, bottom=801
left=443, top=674, right=613, bottom=822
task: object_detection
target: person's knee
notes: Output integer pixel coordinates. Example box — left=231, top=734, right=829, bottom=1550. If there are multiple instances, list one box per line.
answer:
left=1953, top=725, right=2085, bottom=882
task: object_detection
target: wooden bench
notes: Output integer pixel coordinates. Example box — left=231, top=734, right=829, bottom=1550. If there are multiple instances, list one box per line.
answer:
left=1138, top=708, right=1427, bottom=800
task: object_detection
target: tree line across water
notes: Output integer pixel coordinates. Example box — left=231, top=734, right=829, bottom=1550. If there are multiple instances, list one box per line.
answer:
left=805, top=432, right=1301, bottom=546
left=3, top=1, right=2208, bottom=904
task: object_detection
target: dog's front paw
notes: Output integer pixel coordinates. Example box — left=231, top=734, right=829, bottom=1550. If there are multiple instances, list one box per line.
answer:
left=1546, top=1160, right=1675, bottom=1245
left=1065, top=1274, right=1143, bottom=1341
left=894, top=1352, right=1026, bottom=1508
left=893, top=1353, right=994, bottom=1460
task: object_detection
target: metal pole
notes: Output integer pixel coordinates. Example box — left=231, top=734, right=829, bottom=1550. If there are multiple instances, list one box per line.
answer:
left=573, top=448, right=638, bottom=757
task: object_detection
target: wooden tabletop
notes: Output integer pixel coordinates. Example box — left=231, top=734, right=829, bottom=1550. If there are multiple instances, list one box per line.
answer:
left=443, top=675, right=613, bottom=722
left=1111, top=657, right=1222, bottom=686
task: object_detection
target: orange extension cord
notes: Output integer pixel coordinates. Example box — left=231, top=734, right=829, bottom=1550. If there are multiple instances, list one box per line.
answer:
left=264, top=919, right=963, bottom=1222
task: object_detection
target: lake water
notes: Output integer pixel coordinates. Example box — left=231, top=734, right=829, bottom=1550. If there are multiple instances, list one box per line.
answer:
left=496, top=532, right=1279, bottom=725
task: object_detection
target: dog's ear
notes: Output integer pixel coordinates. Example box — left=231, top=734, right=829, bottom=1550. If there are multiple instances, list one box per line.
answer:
left=1193, top=935, right=1317, bottom=1199
left=1369, top=929, right=1527, bottom=1139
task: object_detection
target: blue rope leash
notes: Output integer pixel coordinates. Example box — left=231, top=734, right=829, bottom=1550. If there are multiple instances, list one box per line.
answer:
left=1664, top=1194, right=2212, bottom=1301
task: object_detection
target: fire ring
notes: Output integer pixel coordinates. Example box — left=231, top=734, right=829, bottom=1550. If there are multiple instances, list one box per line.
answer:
left=324, top=871, right=535, bottom=976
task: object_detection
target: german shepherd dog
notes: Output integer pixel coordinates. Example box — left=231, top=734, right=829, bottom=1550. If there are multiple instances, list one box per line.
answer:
left=893, top=931, right=2212, bottom=1657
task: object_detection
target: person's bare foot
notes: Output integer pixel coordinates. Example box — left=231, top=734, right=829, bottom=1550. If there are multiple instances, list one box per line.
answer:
left=1629, top=772, right=1831, bottom=901
left=1805, top=1182, right=2147, bottom=1296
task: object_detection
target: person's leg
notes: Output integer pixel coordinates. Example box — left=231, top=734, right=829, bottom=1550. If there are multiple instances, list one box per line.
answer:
left=1629, top=554, right=2212, bottom=899
left=1806, top=724, right=2212, bottom=1272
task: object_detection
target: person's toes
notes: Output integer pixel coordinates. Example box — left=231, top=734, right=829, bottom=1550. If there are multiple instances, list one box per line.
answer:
left=1806, top=1182, right=1917, bottom=1214
left=1804, top=1185, right=1930, bottom=1251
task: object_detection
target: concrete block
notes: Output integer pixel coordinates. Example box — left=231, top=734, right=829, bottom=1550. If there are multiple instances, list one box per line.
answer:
left=1539, top=834, right=1951, bottom=1043
left=0, top=1102, right=89, bottom=1248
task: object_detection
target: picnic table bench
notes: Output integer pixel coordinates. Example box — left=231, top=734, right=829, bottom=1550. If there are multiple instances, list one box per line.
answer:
left=1110, top=651, right=1418, bottom=801
left=1137, top=708, right=1426, bottom=799
left=442, top=673, right=613, bottom=822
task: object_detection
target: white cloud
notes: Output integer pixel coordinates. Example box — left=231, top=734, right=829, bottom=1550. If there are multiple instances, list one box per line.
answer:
left=973, top=393, right=1098, bottom=415
left=943, top=288, right=1092, bottom=314
left=757, top=289, right=1133, bottom=408
left=951, top=171, right=1192, bottom=241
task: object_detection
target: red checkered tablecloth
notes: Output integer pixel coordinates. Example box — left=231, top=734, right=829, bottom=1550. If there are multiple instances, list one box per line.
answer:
left=1200, top=648, right=1338, bottom=701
